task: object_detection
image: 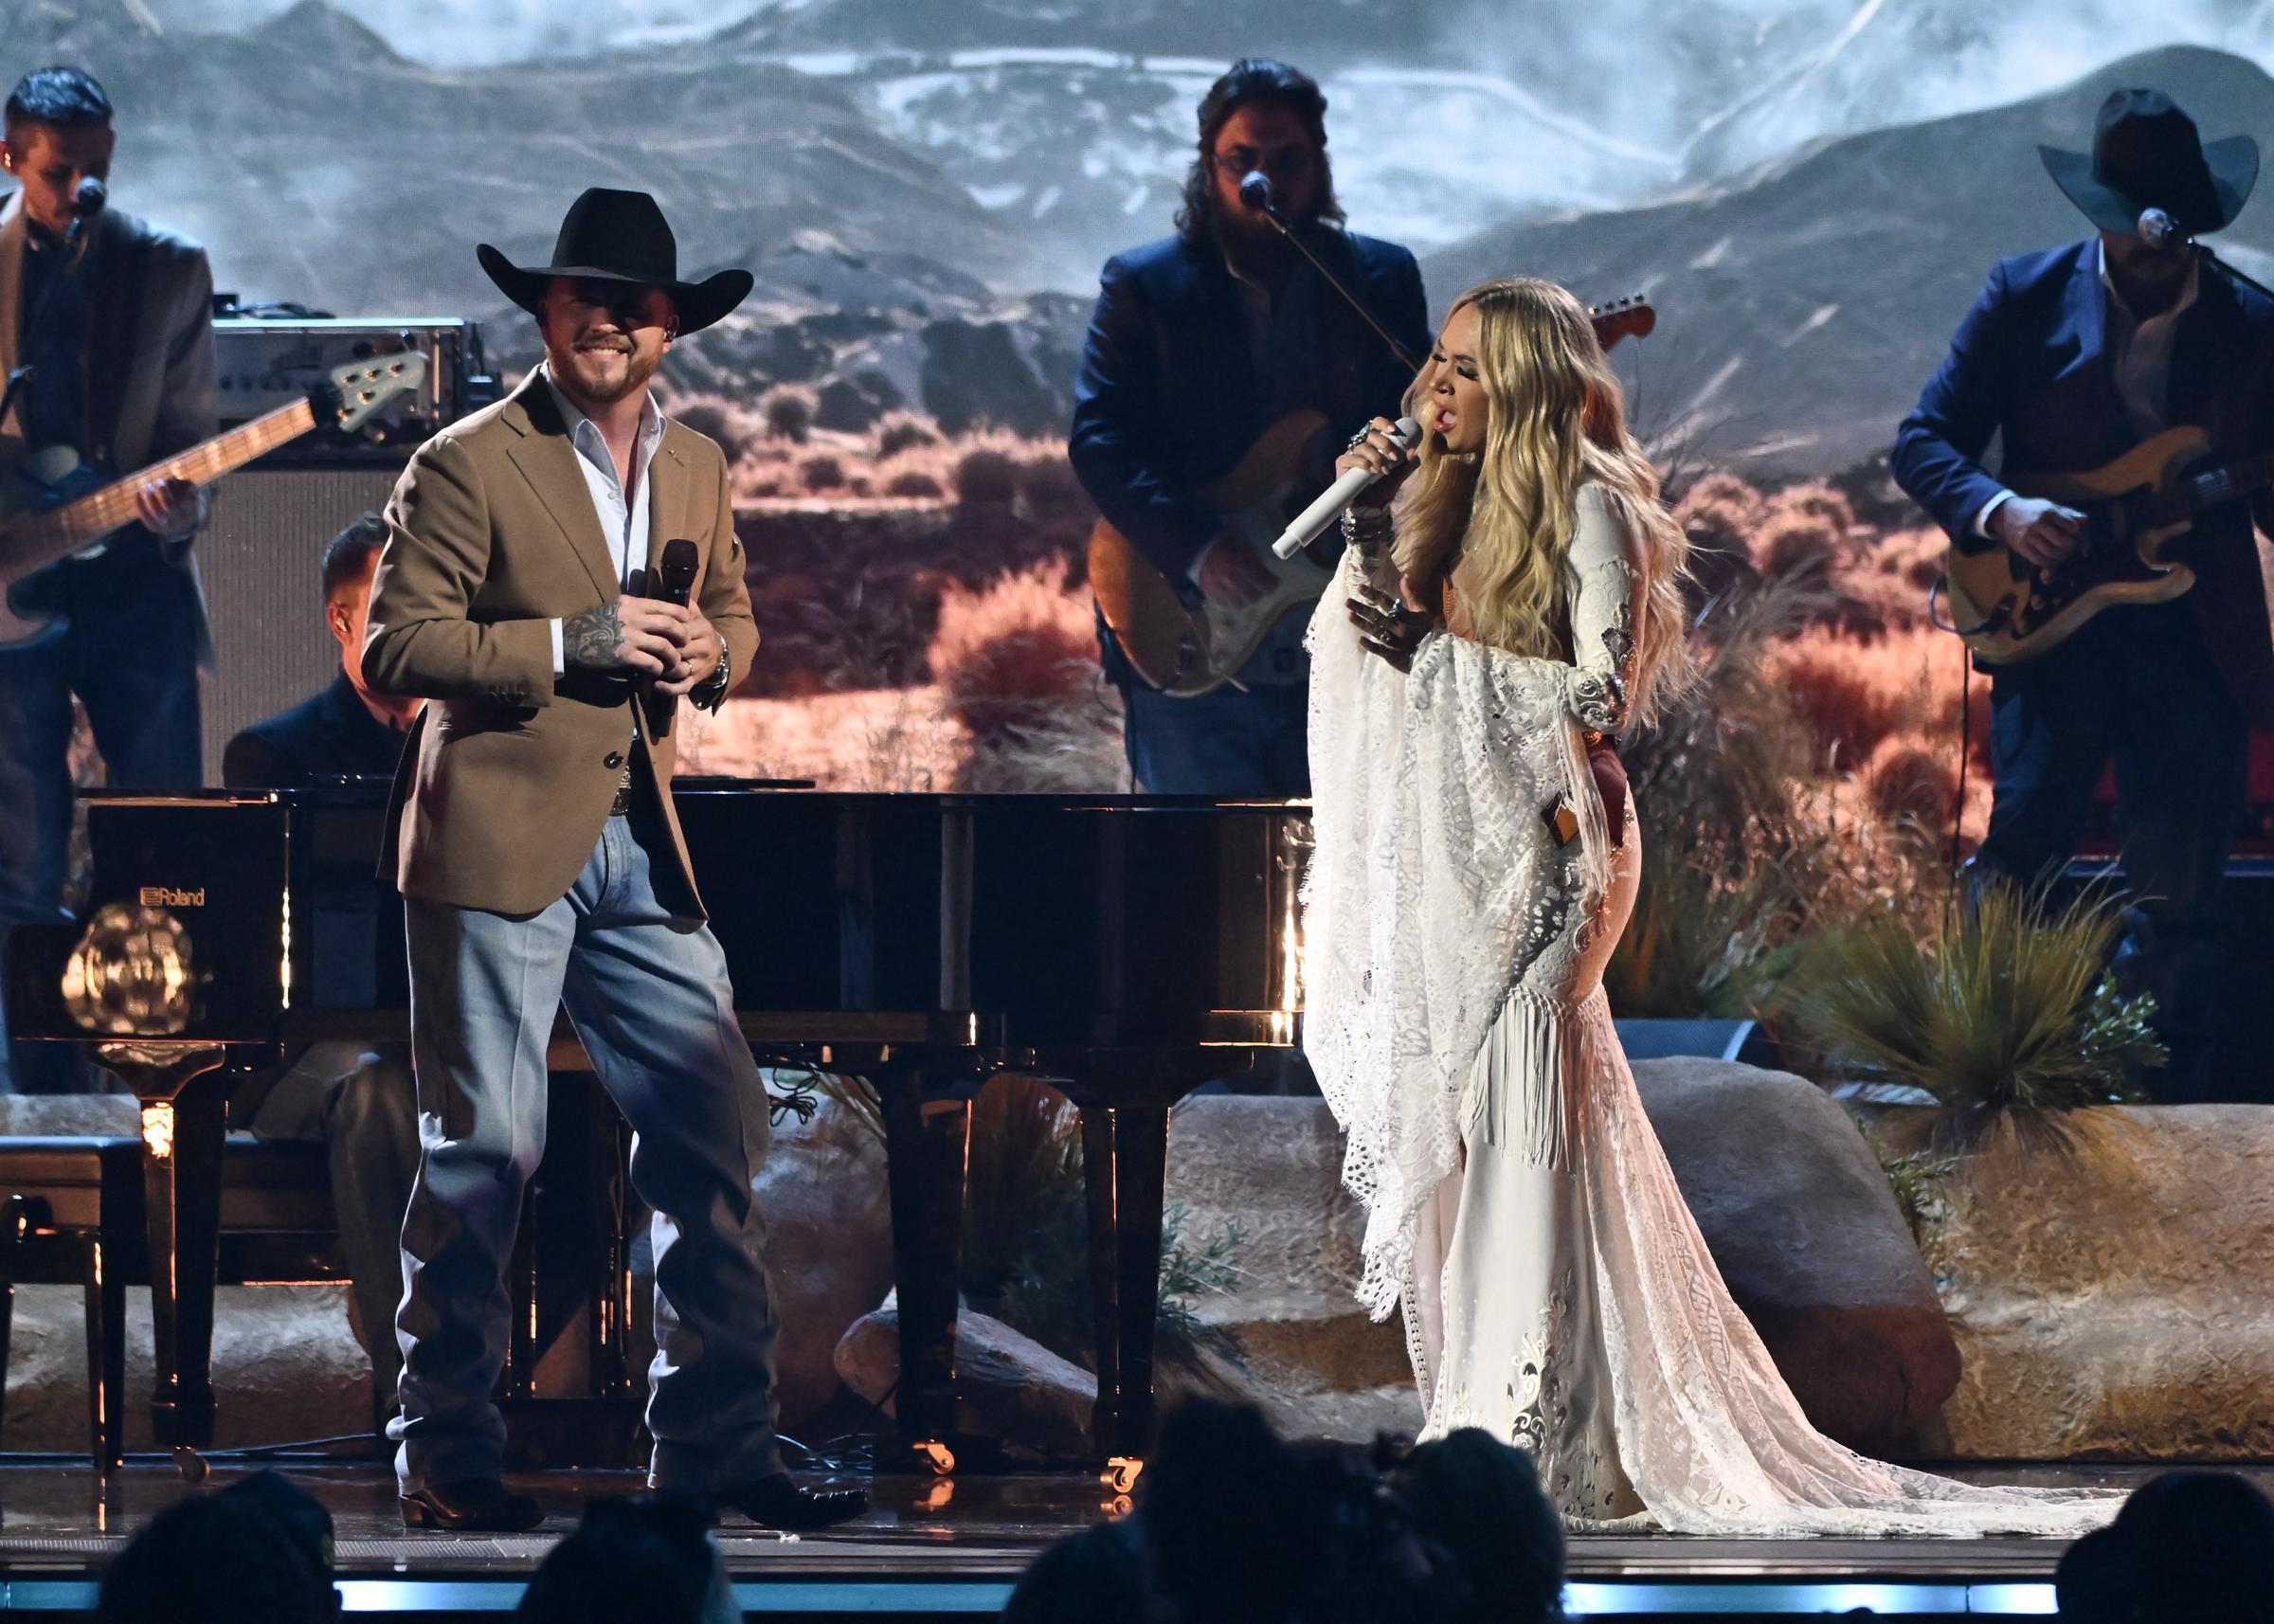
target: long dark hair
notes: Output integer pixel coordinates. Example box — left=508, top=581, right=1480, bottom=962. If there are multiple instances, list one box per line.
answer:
left=1174, top=57, right=1345, bottom=245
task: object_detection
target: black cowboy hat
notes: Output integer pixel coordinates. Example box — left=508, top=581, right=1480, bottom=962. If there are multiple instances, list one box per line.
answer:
left=2039, top=88, right=2257, bottom=238
left=477, top=188, right=754, bottom=334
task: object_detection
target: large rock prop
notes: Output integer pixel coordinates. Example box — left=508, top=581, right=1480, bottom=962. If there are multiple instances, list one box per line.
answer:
left=747, top=1094, right=893, bottom=1429
left=1629, top=1058, right=1960, bottom=1455
left=2, top=1285, right=370, bottom=1454
left=1161, top=1097, right=1421, bottom=1443
left=1858, top=1105, right=2274, bottom=1461
left=835, top=1292, right=1094, bottom=1463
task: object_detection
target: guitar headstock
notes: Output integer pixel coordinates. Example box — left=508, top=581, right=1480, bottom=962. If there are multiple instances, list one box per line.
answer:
left=320, top=352, right=431, bottom=434
left=1587, top=295, right=1656, bottom=352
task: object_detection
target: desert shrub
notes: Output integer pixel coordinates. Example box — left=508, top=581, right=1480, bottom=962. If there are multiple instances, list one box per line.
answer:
left=800, top=454, right=845, bottom=492
left=930, top=561, right=1096, bottom=735
left=1753, top=506, right=1845, bottom=581
left=1781, top=881, right=2160, bottom=1151
left=885, top=469, right=945, bottom=499
left=954, top=446, right=1020, bottom=508
left=1868, top=745, right=1955, bottom=831
left=1782, top=650, right=1907, bottom=769
left=761, top=385, right=815, bottom=443
left=1602, top=843, right=1798, bottom=1019
left=876, top=413, right=940, bottom=458
left=1015, top=453, right=1092, bottom=524
left=671, top=398, right=744, bottom=463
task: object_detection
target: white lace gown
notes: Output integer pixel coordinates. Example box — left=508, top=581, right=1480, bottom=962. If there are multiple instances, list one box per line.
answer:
left=1303, top=488, right=2115, bottom=1537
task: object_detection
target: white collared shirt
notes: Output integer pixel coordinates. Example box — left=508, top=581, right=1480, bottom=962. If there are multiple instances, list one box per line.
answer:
left=543, top=364, right=668, bottom=676
left=1974, top=241, right=2200, bottom=535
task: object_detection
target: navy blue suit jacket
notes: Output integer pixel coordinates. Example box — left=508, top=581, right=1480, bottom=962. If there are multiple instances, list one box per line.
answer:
left=1068, top=226, right=1430, bottom=587
left=223, top=672, right=410, bottom=788
left=1893, top=239, right=2274, bottom=722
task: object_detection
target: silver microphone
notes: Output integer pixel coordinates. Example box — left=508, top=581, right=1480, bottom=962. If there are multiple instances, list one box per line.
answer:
left=2138, top=207, right=2191, bottom=249
left=1272, top=417, right=1421, bottom=559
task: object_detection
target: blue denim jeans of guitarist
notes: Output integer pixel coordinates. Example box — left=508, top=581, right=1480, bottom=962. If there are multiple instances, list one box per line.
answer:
left=0, top=534, right=203, bottom=1093
left=390, top=793, right=781, bottom=1492
left=1967, top=600, right=2249, bottom=1103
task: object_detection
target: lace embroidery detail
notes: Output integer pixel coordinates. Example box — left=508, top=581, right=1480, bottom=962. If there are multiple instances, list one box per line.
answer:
left=1563, top=557, right=1637, bottom=732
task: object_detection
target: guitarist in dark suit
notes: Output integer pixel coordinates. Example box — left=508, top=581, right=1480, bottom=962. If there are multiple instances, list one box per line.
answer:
left=1070, top=58, right=1429, bottom=795
left=1893, top=89, right=2274, bottom=1104
left=0, top=65, right=213, bottom=1093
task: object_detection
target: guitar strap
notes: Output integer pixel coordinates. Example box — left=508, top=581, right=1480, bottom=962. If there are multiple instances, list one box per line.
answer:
left=82, top=217, right=153, bottom=477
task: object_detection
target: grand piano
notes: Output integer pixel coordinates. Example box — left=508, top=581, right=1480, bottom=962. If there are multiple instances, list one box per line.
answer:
left=5, top=782, right=1309, bottom=1472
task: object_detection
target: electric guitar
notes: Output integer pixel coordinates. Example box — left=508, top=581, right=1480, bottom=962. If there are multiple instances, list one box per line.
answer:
left=0, top=351, right=429, bottom=648
left=1943, top=424, right=2274, bottom=664
left=1088, top=297, right=1656, bottom=697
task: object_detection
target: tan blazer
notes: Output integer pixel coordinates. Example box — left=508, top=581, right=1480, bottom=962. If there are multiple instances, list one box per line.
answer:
left=364, top=371, right=758, bottom=916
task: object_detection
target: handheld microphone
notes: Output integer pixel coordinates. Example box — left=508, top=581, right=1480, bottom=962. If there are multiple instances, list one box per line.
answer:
left=1238, top=170, right=1275, bottom=214
left=657, top=536, right=698, bottom=606
left=2139, top=207, right=2192, bottom=250
left=1272, top=417, right=1421, bottom=559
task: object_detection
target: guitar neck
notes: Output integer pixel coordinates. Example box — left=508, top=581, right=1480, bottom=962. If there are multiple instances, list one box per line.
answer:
left=2161, top=446, right=2274, bottom=526
left=11, top=397, right=318, bottom=566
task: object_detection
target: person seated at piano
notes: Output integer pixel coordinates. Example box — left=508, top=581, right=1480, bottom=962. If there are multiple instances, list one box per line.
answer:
left=225, top=513, right=421, bottom=784
left=221, top=511, right=421, bottom=1416
left=1891, top=89, right=2274, bottom=1104
left=0, top=64, right=212, bottom=1095
left=1069, top=57, right=1428, bottom=795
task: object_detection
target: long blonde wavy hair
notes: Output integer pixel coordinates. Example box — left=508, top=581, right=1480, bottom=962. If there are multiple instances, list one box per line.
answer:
left=1392, top=277, right=1689, bottom=728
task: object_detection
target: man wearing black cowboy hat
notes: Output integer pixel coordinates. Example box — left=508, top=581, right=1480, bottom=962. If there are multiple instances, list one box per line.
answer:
left=1894, top=88, right=2274, bottom=1105
left=363, top=188, right=865, bottom=1532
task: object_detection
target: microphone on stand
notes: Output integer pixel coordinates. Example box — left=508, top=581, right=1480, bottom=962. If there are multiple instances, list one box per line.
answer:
left=66, top=176, right=105, bottom=244
left=2138, top=207, right=2192, bottom=250
left=1272, top=417, right=1420, bottom=558
left=2135, top=206, right=2274, bottom=301
left=1239, top=170, right=1274, bottom=214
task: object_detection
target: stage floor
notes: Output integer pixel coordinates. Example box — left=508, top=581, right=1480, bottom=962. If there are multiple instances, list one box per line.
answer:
left=0, top=1460, right=2264, bottom=1617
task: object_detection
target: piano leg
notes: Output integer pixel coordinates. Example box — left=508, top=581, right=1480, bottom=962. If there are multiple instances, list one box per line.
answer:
left=1077, top=1099, right=1171, bottom=1464
left=98, top=1046, right=228, bottom=1451
left=876, top=1062, right=973, bottom=1466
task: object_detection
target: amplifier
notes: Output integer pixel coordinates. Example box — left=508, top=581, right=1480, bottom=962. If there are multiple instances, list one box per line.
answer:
left=213, top=317, right=500, bottom=462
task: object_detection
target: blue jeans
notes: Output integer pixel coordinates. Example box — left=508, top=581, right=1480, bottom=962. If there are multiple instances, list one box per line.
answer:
left=390, top=800, right=781, bottom=1491
left=1120, top=678, right=1311, bottom=796
left=0, top=535, right=203, bottom=1093
left=1969, top=601, right=2248, bottom=1103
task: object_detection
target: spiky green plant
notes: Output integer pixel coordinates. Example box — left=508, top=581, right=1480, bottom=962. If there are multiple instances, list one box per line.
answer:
left=1784, top=881, right=2160, bottom=1151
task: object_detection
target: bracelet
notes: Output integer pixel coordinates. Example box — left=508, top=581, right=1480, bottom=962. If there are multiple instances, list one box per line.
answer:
left=1340, top=508, right=1392, bottom=547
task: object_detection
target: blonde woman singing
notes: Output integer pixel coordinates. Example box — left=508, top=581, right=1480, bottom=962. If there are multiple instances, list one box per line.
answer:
left=1302, top=277, right=2110, bottom=1537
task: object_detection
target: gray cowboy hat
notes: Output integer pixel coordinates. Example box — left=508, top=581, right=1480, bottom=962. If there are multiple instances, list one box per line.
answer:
left=2039, top=87, right=2257, bottom=238
left=477, top=188, right=753, bottom=334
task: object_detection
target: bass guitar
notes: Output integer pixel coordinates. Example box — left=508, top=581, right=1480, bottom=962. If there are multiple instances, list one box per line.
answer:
left=0, top=350, right=428, bottom=648
left=1089, top=297, right=1655, bottom=696
left=1943, top=424, right=2274, bottom=664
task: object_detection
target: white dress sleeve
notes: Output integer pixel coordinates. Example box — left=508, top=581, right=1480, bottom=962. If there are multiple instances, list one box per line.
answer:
left=1561, top=484, right=1644, bottom=734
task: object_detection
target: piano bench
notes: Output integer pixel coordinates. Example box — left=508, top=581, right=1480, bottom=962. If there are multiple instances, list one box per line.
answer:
left=0, top=1135, right=345, bottom=1470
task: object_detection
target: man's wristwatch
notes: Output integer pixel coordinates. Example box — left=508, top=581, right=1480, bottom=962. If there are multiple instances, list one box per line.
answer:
left=692, top=646, right=732, bottom=712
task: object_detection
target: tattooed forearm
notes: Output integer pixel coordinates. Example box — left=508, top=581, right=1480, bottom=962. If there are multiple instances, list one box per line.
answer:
left=563, top=602, right=624, bottom=670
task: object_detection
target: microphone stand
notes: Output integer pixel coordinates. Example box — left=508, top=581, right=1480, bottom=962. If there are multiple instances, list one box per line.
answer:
left=0, top=209, right=94, bottom=447
left=2197, top=244, right=2274, bottom=304
left=1251, top=200, right=1419, bottom=372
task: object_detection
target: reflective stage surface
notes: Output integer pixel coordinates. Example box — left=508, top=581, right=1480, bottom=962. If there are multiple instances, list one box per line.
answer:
left=1, top=1461, right=2265, bottom=1617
